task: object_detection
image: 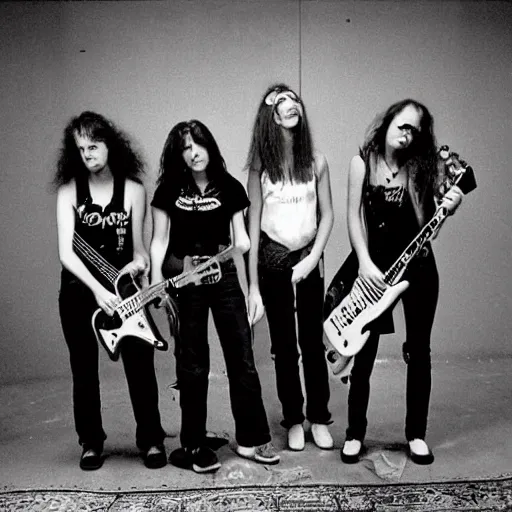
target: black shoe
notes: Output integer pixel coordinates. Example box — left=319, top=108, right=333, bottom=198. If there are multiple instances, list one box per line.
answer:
left=191, top=446, right=221, bottom=473
left=79, top=446, right=103, bottom=471
left=169, top=446, right=221, bottom=473
left=340, top=439, right=365, bottom=464
left=143, top=444, right=167, bottom=469
left=408, top=442, right=434, bottom=465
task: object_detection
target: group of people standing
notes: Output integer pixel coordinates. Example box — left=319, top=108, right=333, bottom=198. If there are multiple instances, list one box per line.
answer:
left=54, top=83, right=463, bottom=473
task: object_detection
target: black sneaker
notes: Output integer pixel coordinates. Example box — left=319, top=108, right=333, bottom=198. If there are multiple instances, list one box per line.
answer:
left=191, top=446, right=221, bottom=473
left=169, top=446, right=221, bottom=473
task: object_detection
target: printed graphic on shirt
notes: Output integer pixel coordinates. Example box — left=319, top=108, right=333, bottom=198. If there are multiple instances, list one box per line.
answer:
left=76, top=203, right=130, bottom=254
left=176, top=193, right=221, bottom=212
left=383, top=185, right=406, bottom=205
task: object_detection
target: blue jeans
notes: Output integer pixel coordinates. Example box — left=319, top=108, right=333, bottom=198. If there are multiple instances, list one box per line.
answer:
left=59, top=276, right=166, bottom=451
left=259, top=264, right=332, bottom=428
left=175, top=269, right=271, bottom=448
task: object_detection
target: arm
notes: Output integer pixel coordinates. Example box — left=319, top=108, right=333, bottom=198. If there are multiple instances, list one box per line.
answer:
left=231, top=210, right=250, bottom=254
left=149, top=206, right=171, bottom=285
left=56, top=182, right=119, bottom=315
left=246, top=167, right=265, bottom=325
left=347, top=155, right=385, bottom=290
left=230, top=209, right=250, bottom=298
left=291, top=151, right=334, bottom=283
left=120, top=180, right=150, bottom=280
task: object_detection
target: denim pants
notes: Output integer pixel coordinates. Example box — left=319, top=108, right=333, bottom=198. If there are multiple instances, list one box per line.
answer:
left=175, top=270, right=271, bottom=449
left=346, top=254, right=439, bottom=442
left=59, top=278, right=166, bottom=452
left=259, top=264, right=331, bottom=428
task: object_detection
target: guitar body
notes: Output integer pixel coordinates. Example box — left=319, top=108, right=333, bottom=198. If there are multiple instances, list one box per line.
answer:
left=324, top=278, right=409, bottom=357
left=92, top=272, right=168, bottom=361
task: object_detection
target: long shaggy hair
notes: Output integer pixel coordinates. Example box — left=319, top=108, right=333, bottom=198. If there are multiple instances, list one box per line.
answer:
left=360, top=99, right=440, bottom=207
left=157, top=120, right=229, bottom=190
left=246, top=83, right=314, bottom=183
left=53, top=111, right=144, bottom=188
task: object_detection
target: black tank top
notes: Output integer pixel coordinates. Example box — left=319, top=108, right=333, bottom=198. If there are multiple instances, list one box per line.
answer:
left=61, top=176, right=133, bottom=291
left=363, top=173, right=421, bottom=271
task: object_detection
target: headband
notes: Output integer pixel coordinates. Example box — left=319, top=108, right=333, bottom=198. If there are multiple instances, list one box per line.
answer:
left=264, top=89, right=299, bottom=107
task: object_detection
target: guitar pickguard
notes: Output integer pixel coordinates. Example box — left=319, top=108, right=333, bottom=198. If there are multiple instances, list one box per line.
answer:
left=92, top=272, right=169, bottom=361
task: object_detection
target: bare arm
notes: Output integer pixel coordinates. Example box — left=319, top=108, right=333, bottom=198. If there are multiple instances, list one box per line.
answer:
left=56, top=182, right=119, bottom=314
left=149, top=206, right=171, bottom=285
left=246, top=166, right=265, bottom=324
left=230, top=210, right=250, bottom=298
left=121, top=180, right=150, bottom=279
left=347, top=155, right=385, bottom=289
left=231, top=210, right=250, bottom=254
left=291, top=151, right=334, bottom=283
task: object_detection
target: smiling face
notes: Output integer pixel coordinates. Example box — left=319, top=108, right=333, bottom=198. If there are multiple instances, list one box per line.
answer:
left=182, top=132, right=209, bottom=173
left=385, top=104, right=422, bottom=152
left=272, top=90, right=303, bottom=129
left=74, top=132, right=109, bottom=173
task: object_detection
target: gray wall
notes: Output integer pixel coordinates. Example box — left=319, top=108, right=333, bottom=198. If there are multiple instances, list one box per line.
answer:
left=0, top=1, right=510, bottom=385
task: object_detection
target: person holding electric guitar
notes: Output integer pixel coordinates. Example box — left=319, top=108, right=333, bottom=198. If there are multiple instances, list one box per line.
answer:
left=150, top=120, right=279, bottom=474
left=54, top=111, right=167, bottom=470
left=331, top=100, right=464, bottom=465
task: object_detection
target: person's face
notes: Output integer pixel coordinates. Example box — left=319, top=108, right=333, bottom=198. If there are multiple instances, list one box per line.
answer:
left=74, top=132, right=109, bottom=173
left=182, top=133, right=209, bottom=173
left=272, top=91, right=303, bottom=129
left=385, top=104, right=422, bottom=151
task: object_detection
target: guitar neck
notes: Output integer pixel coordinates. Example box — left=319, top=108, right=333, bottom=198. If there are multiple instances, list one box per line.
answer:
left=117, top=246, right=235, bottom=319
left=384, top=206, right=448, bottom=285
left=72, top=233, right=118, bottom=289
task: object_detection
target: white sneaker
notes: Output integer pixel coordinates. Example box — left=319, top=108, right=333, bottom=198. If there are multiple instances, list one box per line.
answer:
left=311, top=423, right=334, bottom=450
left=287, top=424, right=305, bottom=451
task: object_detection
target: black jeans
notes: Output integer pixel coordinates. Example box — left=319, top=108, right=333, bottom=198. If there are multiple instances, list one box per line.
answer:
left=175, top=270, right=271, bottom=449
left=260, top=264, right=331, bottom=428
left=59, top=278, right=165, bottom=452
left=346, top=254, right=439, bottom=442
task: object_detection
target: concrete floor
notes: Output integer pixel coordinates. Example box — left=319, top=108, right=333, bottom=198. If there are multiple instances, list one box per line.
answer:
left=0, top=335, right=511, bottom=494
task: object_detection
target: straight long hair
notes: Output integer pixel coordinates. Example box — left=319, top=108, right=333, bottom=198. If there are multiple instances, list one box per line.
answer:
left=157, top=120, right=229, bottom=191
left=246, top=83, right=314, bottom=183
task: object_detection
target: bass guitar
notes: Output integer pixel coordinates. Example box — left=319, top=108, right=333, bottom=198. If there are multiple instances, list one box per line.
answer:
left=73, top=233, right=232, bottom=360
left=323, top=146, right=477, bottom=366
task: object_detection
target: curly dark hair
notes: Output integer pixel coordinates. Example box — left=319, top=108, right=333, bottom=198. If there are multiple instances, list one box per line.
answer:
left=53, top=111, right=144, bottom=188
left=245, top=83, right=314, bottom=184
left=157, top=119, right=229, bottom=189
left=360, top=99, right=440, bottom=208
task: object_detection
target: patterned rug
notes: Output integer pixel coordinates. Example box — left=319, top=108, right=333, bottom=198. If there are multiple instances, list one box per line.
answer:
left=1, top=477, right=511, bottom=511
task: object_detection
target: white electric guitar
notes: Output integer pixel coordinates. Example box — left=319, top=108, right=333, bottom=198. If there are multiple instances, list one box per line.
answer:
left=74, top=234, right=233, bottom=360
left=324, top=146, right=477, bottom=360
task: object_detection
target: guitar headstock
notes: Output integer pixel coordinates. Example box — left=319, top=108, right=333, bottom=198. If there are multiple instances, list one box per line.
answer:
left=437, top=145, right=477, bottom=196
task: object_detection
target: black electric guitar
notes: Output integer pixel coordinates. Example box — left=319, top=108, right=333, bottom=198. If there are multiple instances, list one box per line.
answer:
left=323, top=146, right=477, bottom=366
left=73, top=234, right=233, bottom=360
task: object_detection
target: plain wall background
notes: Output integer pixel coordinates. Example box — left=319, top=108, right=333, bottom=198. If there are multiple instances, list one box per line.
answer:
left=0, top=0, right=510, bottom=385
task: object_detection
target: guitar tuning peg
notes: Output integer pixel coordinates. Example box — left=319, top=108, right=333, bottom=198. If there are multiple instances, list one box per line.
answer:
left=439, top=146, right=450, bottom=160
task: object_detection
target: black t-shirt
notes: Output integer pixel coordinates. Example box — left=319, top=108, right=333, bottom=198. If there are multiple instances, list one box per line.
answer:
left=151, top=172, right=249, bottom=264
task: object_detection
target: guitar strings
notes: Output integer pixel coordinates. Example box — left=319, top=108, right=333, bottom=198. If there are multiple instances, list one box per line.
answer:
left=73, top=233, right=119, bottom=283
